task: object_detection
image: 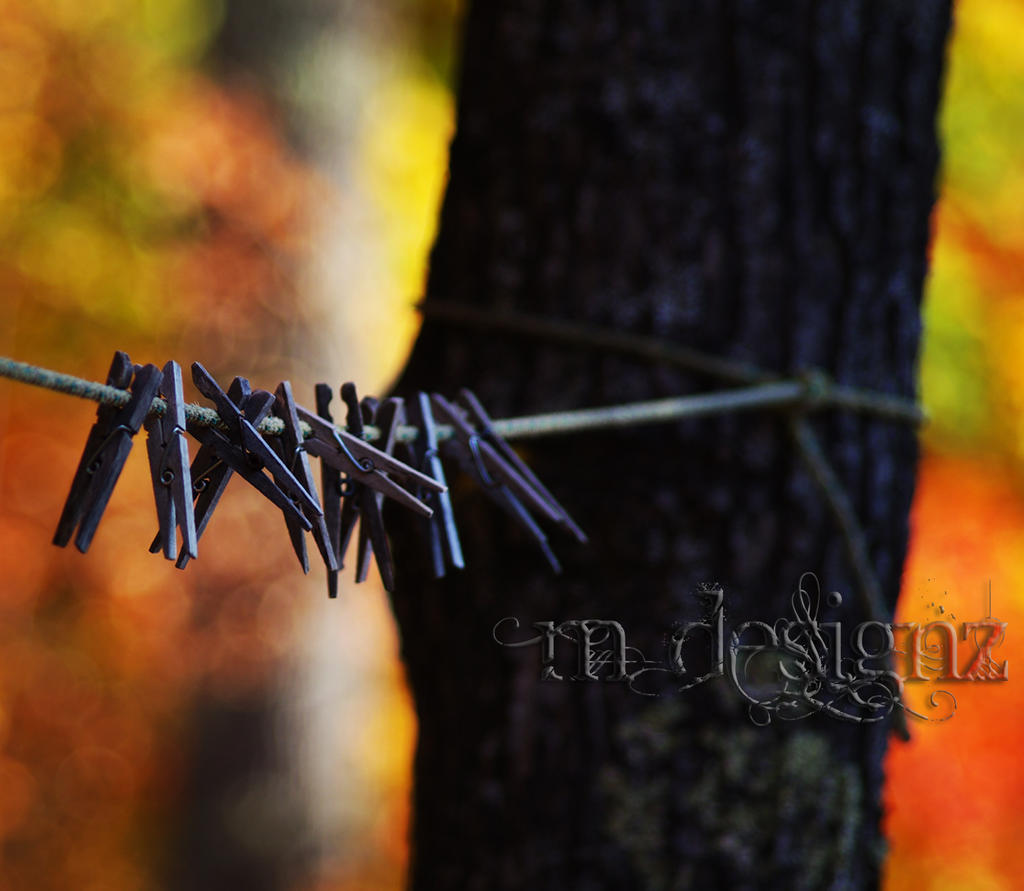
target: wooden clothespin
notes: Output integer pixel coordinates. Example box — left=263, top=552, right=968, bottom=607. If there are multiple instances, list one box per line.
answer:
left=176, top=365, right=317, bottom=569
left=395, top=392, right=464, bottom=579
left=295, top=398, right=444, bottom=516
left=192, top=364, right=321, bottom=521
left=457, top=389, right=586, bottom=544
left=170, top=375, right=247, bottom=569
left=332, top=384, right=392, bottom=588
left=298, top=383, right=448, bottom=592
left=144, top=360, right=198, bottom=564
left=270, top=380, right=338, bottom=577
left=54, top=351, right=163, bottom=553
left=349, top=395, right=405, bottom=590
left=431, top=392, right=573, bottom=573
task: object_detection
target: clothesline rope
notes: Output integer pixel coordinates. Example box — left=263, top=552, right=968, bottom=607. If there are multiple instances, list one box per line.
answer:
left=0, top=355, right=922, bottom=444
left=417, top=300, right=927, bottom=425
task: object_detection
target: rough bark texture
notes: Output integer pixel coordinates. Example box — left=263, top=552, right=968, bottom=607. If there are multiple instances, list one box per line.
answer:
left=389, top=2, right=951, bottom=889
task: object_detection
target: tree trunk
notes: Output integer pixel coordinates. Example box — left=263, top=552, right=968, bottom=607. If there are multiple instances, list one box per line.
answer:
left=389, top=2, right=951, bottom=888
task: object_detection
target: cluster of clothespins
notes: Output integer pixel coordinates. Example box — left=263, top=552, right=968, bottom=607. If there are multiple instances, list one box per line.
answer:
left=52, top=351, right=586, bottom=595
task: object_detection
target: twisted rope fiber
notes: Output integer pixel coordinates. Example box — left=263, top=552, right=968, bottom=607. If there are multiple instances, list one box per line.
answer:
left=0, top=348, right=921, bottom=443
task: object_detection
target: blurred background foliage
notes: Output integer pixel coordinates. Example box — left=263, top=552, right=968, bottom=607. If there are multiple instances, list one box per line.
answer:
left=886, top=1, right=1024, bottom=889
left=0, top=1, right=455, bottom=888
left=0, top=0, right=1018, bottom=888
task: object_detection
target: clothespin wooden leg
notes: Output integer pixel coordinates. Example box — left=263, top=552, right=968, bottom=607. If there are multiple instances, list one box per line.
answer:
left=315, top=383, right=343, bottom=598
left=271, top=380, right=339, bottom=577
left=145, top=360, right=197, bottom=563
left=171, top=376, right=250, bottom=570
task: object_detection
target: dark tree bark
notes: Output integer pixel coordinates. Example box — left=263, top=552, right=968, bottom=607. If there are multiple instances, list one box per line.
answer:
left=390, top=2, right=951, bottom=889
